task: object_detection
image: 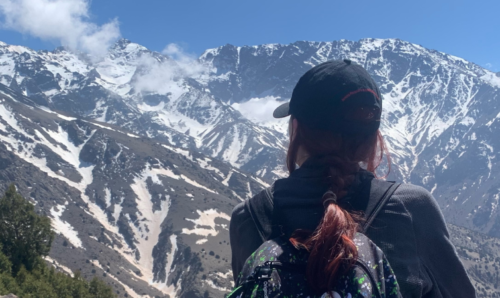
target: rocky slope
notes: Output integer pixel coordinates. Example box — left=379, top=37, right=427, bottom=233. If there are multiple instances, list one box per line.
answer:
left=450, top=224, right=500, bottom=298
left=0, top=84, right=269, bottom=297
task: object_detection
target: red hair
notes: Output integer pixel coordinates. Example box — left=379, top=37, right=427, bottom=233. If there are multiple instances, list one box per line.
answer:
left=287, top=115, right=390, bottom=295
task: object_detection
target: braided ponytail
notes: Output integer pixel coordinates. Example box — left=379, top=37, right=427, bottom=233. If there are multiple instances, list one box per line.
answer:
left=287, top=116, right=389, bottom=295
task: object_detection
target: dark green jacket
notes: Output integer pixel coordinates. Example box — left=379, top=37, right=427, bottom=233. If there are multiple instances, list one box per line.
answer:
left=229, top=159, right=476, bottom=298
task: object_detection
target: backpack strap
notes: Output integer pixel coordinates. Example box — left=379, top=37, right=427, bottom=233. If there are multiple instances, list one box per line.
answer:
left=245, top=185, right=275, bottom=242
left=362, top=180, right=401, bottom=233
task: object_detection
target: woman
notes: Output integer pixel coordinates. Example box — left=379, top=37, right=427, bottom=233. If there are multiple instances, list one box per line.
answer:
left=230, top=60, right=476, bottom=298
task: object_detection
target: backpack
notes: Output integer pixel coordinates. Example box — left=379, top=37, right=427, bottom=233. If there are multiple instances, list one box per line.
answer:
left=228, top=180, right=402, bottom=298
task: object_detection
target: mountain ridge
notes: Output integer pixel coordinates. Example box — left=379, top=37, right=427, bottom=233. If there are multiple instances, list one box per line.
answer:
left=2, top=37, right=500, bottom=235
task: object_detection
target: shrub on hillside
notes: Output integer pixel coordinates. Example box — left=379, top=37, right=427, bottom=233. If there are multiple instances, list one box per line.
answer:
left=0, top=184, right=116, bottom=298
left=0, top=184, right=53, bottom=273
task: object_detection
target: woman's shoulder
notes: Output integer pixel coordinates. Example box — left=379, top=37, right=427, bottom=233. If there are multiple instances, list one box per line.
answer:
left=230, top=201, right=251, bottom=233
left=393, top=182, right=432, bottom=197
left=390, top=182, right=440, bottom=210
left=231, top=186, right=273, bottom=217
left=231, top=200, right=247, bottom=219
left=388, top=182, right=447, bottom=232
left=230, top=186, right=273, bottom=229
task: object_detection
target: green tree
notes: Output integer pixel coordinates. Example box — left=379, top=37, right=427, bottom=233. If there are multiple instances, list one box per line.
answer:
left=0, top=271, right=20, bottom=295
left=0, top=245, right=12, bottom=275
left=0, top=184, right=116, bottom=297
left=89, top=276, right=115, bottom=298
left=0, top=249, right=17, bottom=295
left=0, top=184, right=54, bottom=273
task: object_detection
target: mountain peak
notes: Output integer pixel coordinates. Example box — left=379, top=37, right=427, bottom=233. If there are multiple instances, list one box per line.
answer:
left=52, top=46, right=69, bottom=53
left=111, top=38, right=133, bottom=50
left=109, top=38, right=148, bottom=55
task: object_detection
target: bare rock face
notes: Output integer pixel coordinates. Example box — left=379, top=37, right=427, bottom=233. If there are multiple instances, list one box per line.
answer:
left=0, top=294, right=18, bottom=298
left=0, top=84, right=266, bottom=297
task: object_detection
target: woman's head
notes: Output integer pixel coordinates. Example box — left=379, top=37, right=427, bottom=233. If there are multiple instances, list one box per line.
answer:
left=275, top=59, right=387, bottom=173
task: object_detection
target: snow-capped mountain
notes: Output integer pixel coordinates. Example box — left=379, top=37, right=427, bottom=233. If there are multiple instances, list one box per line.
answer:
left=0, top=85, right=498, bottom=298
left=1, top=38, right=500, bottom=297
left=0, top=39, right=288, bottom=181
left=1, top=38, right=500, bottom=237
left=0, top=83, right=271, bottom=297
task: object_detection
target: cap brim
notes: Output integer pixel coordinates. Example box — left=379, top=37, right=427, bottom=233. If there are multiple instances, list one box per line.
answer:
left=273, top=102, right=291, bottom=118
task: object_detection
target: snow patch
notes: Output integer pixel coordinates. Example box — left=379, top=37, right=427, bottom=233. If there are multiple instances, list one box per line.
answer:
left=45, top=256, right=74, bottom=277
left=104, top=188, right=112, bottom=208
left=39, top=107, right=77, bottom=121
left=129, top=166, right=171, bottom=288
left=221, top=171, right=233, bottom=186
left=50, top=204, right=83, bottom=249
left=180, top=174, right=217, bottom=194
left=182, top=209, right=230, bottom=243
left=486, top=111, right=500, bottom=127
left=204, top=279, right=230, bottom=292
left=151, top=234, right=179, bottom=297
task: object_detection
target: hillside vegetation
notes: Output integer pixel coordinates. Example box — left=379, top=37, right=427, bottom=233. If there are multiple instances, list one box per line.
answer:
left=0, top=184, right=115, bottom=298
left=450, top=224, right=500, bottom=298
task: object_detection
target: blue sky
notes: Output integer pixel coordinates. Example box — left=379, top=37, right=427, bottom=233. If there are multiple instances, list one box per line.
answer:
left=0, top=0, right=498, bottom=71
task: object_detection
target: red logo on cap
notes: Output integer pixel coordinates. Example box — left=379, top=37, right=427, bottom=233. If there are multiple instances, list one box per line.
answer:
left=341, top=89, right=380, bottom=102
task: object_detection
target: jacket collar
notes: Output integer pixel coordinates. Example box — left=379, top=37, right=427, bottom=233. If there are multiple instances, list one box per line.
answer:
left=290, top=157, right=375, bottom=180
left=289, top=157, right=329, bottom=179
left=281, top=157, right=376, bottom=206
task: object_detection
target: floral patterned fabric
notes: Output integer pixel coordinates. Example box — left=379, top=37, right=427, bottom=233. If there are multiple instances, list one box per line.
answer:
left=228, top=233, right=401, bottom=298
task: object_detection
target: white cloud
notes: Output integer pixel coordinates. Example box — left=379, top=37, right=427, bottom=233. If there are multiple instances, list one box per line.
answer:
left=232, top=96, right=284, bottom=123
left=485, top=63, right=494, bottom=69
left=132, top=44, right=207, bottom=97
left=132, top=55, right=186, bottom=98
left=161, top=43, right=207, bottom=78
left=0, top=0, right=121, bottom=57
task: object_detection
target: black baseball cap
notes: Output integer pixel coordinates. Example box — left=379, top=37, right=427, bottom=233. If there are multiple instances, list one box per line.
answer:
left=273, top=59, right=382, bottom=134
